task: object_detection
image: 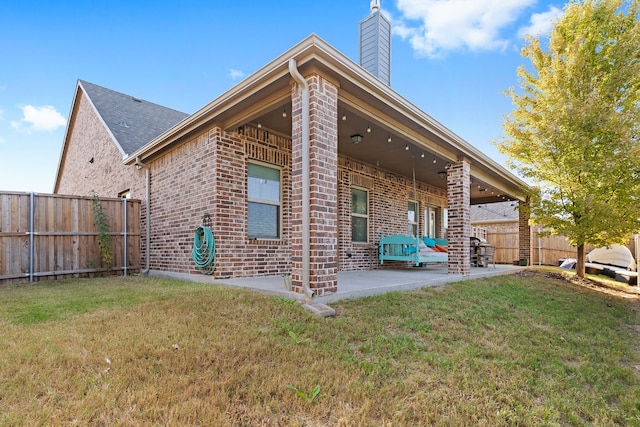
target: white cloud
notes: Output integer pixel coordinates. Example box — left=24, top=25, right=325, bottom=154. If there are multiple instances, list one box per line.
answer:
left=518, top=6, right=563, bottom=38
left=394, top=0, right=535, bottom=57
left=229, top=69, right=245, bottom=80
left=11, top=105, right=66, bottom=132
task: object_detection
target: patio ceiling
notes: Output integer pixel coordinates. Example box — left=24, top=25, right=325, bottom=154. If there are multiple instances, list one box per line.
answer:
left=250, top=99, right=520, bottom=205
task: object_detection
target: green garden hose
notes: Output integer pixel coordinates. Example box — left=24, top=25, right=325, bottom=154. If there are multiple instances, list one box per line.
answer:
left=192, top=226, right=216, bottom=274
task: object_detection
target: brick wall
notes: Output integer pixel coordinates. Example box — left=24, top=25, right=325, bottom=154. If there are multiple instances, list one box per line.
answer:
left=446, top=160, right=471, bottom=275
left=147, top=126, right=291, bottom=278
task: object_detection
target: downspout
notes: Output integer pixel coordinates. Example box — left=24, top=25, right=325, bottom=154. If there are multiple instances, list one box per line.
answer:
left=288, top=58, right=313, bottom=301
left=135, top=156, right=151, bottom=275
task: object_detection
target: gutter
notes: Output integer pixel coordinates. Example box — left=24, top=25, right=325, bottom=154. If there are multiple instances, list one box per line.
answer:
left=135, top=156, right=151, bottom=275
left=288, top=58, right=314, bottom=302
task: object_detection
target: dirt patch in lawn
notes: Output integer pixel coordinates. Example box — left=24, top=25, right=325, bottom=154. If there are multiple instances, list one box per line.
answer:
left=515, top=268, right=640, bottom=300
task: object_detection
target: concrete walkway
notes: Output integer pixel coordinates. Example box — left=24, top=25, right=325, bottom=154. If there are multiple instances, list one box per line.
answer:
left=154, top=264, right=523, bottom=304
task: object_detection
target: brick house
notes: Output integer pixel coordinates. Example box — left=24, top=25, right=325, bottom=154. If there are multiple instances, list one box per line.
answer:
left=54, top=19, right=530, bottom=296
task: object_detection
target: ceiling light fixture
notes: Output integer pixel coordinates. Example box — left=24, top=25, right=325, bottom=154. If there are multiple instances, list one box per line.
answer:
left=421, top=152, right=425, bottom=158
left=432, top=158, right=437, bottom=164
left=351, top=134, right=363, bottom=144
left=366, top=125, right=372, bottom=133
left=257, top=122, right=262, bottom=128
left=342, top=112, right=347, bottom=121
left=282, top=109, right=287, bottom=118
left=387, top=136, right=392, bottom=143
left=405, top=144, right=410, bottom=151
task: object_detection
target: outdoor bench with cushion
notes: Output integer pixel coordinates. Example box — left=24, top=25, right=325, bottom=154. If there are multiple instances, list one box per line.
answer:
left=379, top=235, right=448, bottom=267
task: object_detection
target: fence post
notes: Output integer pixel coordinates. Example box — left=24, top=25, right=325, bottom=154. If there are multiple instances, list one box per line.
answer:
left=29, top=192, right=34, bottom=282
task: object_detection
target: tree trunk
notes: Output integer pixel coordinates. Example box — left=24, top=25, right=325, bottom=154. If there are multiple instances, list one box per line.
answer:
left=576, top=243, right=586, bottom=278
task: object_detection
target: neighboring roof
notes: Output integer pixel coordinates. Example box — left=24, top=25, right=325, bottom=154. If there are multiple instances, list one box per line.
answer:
left=471, top=201, right=519, bottom=223
left=78, top=80, right=188, bottom=155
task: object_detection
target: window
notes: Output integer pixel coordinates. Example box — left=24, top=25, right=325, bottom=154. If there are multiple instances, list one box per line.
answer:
left=248, top=162, right=281, bottom=239
left=442, top=208, right=448, bottom=229
left=424, top=206, right=436, bottom=238
left=351, top=187, right=368, bottom=242
left=408, top=200, right=418, bottom=236
left=118, top=190, right=131, bottom=199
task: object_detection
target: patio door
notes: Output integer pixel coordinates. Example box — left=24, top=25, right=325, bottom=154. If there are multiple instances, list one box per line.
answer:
left=424, top=206, right=436, bottom=238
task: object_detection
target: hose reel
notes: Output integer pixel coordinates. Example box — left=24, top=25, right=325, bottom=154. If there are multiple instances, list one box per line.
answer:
left=192, top=213, right=216, bottom=274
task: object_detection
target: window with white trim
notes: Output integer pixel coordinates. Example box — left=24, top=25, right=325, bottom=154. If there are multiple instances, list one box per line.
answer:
left=424, top=206, right=436, bottom=238
left=248, top=162, right=281, bottom=239
left=351, top=187, right=368, bottom=242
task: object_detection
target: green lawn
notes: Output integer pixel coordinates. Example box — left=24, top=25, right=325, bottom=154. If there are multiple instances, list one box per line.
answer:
left=0, top=269, right=639, bottom=426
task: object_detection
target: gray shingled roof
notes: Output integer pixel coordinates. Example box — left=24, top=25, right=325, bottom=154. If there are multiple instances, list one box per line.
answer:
left=471, top=201, right=519, bottom=223
left=79, top=80, right=189, bottom=156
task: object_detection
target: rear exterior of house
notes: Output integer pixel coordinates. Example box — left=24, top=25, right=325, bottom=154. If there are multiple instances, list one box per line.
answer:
left=54, top=33, right=531, bottom=296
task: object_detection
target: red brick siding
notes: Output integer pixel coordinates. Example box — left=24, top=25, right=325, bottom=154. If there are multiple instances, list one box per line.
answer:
left=147, top=126, right=292, bottom=278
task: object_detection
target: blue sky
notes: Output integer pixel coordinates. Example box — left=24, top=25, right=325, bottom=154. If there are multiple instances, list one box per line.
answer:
left=0, top=0, right=563, bottom=193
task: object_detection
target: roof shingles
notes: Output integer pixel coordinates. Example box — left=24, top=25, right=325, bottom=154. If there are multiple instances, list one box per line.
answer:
left=79, top=80, right=188, bottom=155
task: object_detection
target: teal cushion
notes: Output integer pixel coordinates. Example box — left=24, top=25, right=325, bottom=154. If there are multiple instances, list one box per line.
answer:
left=423, top=236, right=436, bottom=247
left=433, top=238, right=448, bottom=247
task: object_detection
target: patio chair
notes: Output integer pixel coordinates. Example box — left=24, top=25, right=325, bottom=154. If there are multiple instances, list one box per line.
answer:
left=478, top=245, right=496, bottom=268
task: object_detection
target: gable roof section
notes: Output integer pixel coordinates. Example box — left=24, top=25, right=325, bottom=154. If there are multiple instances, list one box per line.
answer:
left=123, top=34, right=528, bottom=203
left=53, top=80, right=188, bottom=192
left=78, top=80, right=189, bottom=156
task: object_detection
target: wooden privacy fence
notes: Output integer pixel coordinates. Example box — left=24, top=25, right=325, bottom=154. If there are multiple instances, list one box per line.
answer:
left=0, top=192, right=140, bottom=284
left=484, top=224, right=638, bottom=265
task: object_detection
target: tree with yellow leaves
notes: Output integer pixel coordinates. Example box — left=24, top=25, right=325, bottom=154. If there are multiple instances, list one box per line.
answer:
left=499, top=0, right=640, bottom=277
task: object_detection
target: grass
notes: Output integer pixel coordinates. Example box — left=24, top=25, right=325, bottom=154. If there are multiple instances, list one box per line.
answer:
left=0, top=270, right=639, bottom=425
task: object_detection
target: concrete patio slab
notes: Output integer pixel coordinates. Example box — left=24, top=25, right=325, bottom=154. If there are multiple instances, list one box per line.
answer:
left=151, top=264, right=523, bottom=304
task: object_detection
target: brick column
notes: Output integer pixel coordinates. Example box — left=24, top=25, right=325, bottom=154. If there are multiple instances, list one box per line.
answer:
left=518, top=198, right=532, bottom=265
left=447, top=160, right=470, bottom=275
left=290, top=74, right=338, bottom=296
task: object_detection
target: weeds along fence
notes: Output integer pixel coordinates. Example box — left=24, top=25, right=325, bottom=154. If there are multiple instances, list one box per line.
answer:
left=0, top=192, right=140, bottom=285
